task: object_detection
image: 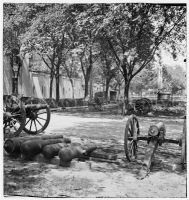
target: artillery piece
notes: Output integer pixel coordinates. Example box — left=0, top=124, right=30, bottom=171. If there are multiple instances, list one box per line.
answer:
left=124, top=114, right=186, bottom=179
left=3, top=95, right=51, bottom=138
left=134, top=98, right=152, bottom=115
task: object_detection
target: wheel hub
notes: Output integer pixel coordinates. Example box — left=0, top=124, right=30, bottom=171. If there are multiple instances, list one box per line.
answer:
left=29, top=111, right=38, bottom=120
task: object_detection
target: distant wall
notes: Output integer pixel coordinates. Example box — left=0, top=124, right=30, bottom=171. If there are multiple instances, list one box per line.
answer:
left=18, top=54, right=34, bottom=97
left=3, top=54, right=84, bottom=99
left=3, top=56, right=12, bottom=95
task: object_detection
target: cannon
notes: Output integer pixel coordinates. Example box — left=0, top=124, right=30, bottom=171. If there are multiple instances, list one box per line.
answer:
left=122, top=98, right=152, bottom=116
left=124, top=114, right=186, bottom=179
left=3, top=95, right=51, bottom=138
left=134, top=98, right=152, bottom=115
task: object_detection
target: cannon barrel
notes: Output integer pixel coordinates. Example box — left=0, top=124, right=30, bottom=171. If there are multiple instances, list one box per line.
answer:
left=20, top=138, right=70, bottom=159
left=148, top=122, right=166, bottom=146
left=4, top=134, right=70, bottom=155
left=148, top=122, right=166, bottom=137
left=25, top=104, right=49, bottom=111
left=42, top=143, right=70, bottom=159
left=59, top=143, right=97, bottom=167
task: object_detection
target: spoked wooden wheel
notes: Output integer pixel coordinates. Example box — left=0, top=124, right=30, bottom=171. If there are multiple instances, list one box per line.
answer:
left=3, top=95, right=26, bottom=138
left=23, top=97, right=51, bottom=135
left=181, top=116, right=186, bottom=166
left=124, top=114, right=140, bottom=161
left=135, top=98, right=151, bottom=115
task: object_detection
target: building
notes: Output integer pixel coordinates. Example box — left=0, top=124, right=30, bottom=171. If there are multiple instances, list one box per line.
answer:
left=3, top=54, right=84, bottom=99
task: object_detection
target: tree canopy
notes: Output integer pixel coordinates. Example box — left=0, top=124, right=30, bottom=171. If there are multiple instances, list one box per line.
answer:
left=3, top=3, right=186, bottom=102
left=162, top=64, right=186, bottom=95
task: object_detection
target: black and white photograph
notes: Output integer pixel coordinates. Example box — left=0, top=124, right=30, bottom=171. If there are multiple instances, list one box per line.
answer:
left=2, top=1, right=187, bottom=198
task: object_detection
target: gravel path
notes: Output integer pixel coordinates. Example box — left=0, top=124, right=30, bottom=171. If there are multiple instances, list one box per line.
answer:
left=4, top=112, right=187, bottom=197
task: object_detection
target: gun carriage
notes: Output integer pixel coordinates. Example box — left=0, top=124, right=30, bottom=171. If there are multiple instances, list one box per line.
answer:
left=124, top=114, right=186, bottom=178
left=3, top=95, right=51, bottom=138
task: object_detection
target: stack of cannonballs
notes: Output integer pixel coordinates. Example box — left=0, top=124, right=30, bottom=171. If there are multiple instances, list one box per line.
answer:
left=4, top=134, right=97, bottom=167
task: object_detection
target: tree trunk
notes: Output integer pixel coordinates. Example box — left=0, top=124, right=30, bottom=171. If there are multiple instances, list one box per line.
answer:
left=89, top=72, right=93, bottom=100
left=84, top=71, right=91, bottom=98
left=49, top=73, right=54, bottom=99
left=56, top=66, right=60, bottom=102
left=70, top=79, right=75, bottom=99
left=123, top=80, right=130, bottom=115
left=89, top=48, right=93, bottom=100
left=124, top=82, right=130, bottom=104
left=117, top=84, right=121, bottom=101
left=56, top=76, right=59, bottom=102
left=105, top=79, right=110, bottom=102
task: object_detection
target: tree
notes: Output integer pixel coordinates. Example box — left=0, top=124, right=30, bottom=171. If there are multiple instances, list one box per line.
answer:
left=3, top=3, right=50, bottom=94
left=98, top=40, right=118, bottom=101
left=80, top=4, right=186, bottom=112
left=62, top=52, right=80, bottom=99
left=162, top=64, right=186, bottom=95
left=111, top=72, right=124, bottom=100
left=20, top=4, right=73, bottom=101
left=130, top=64, right=158, bottom=96
left=72, top=41, right=99, bottom=99
left=71, top=4, right=101, bottom=99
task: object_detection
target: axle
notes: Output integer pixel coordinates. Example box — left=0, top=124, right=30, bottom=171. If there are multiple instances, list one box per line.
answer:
left=128, top=136, right=180, bottom=145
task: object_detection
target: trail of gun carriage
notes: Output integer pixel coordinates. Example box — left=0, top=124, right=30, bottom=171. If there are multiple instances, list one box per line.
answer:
left=3, top=3, right=186, bottom=198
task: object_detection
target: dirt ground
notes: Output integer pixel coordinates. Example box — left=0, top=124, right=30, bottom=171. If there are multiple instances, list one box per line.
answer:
left=4, top=112, right=187, bottom=198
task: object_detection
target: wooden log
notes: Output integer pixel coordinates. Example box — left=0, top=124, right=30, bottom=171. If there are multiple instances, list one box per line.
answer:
left=20, top=138, right=67, bottom=159
left=89, top=151, right=117, bottom=160
left=89, top=157, right=120, bottom=164
left=4, top=134, right=69, bottom=155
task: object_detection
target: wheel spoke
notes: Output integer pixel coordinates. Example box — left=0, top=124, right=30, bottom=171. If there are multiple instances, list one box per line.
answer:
left=30, top=120, right=33, bottom=131
left=129, top=141, right=134, bottom=155
left=36, top=118, right=43, bottom=127
left=128, top=123, right=132, bottom=135
left=34, top=120, right=37, bottom=132
left=25, top=118, right=31, bottom=126
left=37, top=111, right=47, bottom=115
left=37, top=116, right=46, bottom=121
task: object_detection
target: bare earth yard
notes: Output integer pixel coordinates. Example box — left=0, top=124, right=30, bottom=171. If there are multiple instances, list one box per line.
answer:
left=4, top=112, right=187, bottom=198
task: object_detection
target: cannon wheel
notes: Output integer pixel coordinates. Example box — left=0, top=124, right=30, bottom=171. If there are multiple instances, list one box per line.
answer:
left=23, top=98, right=51, bottom=135
left=181, top=116, right=186, bottom=166
left=3, top=95, right=26, bottom=138
left=124, top=115, right=140, bottom=161
left=135, top=98, right=151, bottom=115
